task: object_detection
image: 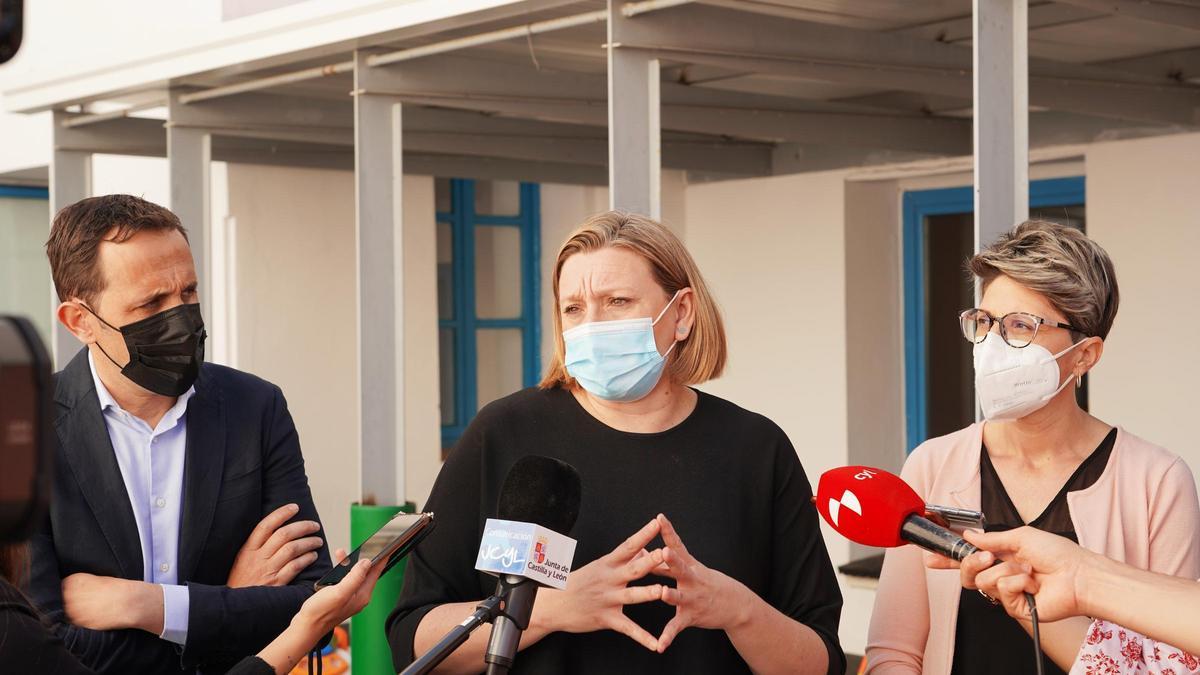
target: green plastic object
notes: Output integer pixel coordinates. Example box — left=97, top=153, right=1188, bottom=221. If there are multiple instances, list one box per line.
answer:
left=350, top=502, right=415, bottom=675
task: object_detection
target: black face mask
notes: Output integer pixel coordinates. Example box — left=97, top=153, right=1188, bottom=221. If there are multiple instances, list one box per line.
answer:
left=83, top=303, right=207, bottom=397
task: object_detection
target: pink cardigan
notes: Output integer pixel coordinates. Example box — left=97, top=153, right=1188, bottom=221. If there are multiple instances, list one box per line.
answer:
left=865, top=422, right=1200, bottom=675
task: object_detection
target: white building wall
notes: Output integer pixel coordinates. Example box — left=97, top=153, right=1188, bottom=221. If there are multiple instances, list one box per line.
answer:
left=0, top=111, right=51, bottom=176
left=1086, top=132, right=1200, bottom=482
left=225, top=162, right=360, bottom=554
left=90, top=154, right=169, bottom=204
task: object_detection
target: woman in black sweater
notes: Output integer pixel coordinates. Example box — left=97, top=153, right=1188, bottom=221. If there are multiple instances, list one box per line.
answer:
left=389, top=211, right=845, bottom=675
left=0, top=544, right=381, bottom=674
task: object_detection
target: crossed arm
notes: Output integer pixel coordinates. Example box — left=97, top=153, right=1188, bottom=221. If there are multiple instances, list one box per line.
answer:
left=61, top=503, right=323, bottom=633
left=30, top=503, right=327, bottom=673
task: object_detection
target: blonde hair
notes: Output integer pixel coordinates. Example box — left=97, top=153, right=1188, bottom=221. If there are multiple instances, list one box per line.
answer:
left=969, top=220, right=1120, bottom=339
left=539, top=211, right=727, bottom=389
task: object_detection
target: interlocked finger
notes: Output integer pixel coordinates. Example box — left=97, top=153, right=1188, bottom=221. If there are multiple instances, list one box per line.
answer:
left=622, top=548, right=665, bottom=582
left=657, top=514, right=691, bottom=559
left=618, top=583, right=664, bottom=606
left=662, top=586, right=682, bottom=607
left=611, top=518, right=662, bottom=564
left=655, top=545, right=690, bottom=581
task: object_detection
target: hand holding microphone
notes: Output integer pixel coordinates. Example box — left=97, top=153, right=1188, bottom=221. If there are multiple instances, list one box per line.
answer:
left=814, top=465, right=1047, bottom=675
left=925, top=527, right=1090, bottom=624
left=928, top=526, right=1200, bottom=658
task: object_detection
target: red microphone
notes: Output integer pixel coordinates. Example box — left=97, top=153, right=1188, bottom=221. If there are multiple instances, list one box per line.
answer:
left=815, top=466, right=979, bottom=561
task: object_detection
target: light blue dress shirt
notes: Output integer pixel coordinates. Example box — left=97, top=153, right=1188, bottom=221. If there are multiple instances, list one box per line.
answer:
left=87, top=351, right=194, bottom=646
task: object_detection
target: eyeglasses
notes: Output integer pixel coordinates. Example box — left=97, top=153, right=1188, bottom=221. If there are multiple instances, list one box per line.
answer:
left=958, top=308, right=1082, bottom=348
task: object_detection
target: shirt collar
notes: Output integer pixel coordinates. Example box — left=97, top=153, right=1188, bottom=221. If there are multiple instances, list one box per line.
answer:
left=87, top=350, right=196, bottom=432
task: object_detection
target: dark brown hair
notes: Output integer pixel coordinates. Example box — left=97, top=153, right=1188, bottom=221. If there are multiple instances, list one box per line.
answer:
left=46, top=194, right=189, bottom=305
left=969, top=220, right=1120, bottom=340
left=0, top=544, right=29, bottom=586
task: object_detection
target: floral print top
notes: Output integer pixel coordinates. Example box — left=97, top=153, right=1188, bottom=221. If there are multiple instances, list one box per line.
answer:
left=1072, top=620, right=1200, bottom=674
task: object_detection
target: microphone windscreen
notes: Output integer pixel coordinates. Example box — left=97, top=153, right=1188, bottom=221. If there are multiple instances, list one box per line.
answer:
left=497, top=455, right=582, bottom=536
left=815, top=466, right=925, bottom=548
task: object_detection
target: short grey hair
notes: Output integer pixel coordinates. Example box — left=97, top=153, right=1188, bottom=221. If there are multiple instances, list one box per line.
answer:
left=969, top=220, right=1119, bottom=340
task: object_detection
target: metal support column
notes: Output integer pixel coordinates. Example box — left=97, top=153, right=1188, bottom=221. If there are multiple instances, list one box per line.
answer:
left=973, top=0, right=1029, bottom=255
left=49, top=110, right=93, bottom=367
left=608, top=0, right=662, bottom=219
left=167, top=90, right=214, bottom=324
left=353, top=50, right=405, bottom=507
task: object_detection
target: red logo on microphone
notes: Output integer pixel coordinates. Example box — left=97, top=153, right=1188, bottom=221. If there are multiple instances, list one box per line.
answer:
left=534, top=537, right=548, bottom=564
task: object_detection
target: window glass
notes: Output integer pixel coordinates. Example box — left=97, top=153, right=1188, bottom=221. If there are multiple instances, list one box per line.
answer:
left=474, top=226, right=522, bottom=319
left=476, top=328, right=523, bottom=407
left=474, top=180, right=520, bottom=217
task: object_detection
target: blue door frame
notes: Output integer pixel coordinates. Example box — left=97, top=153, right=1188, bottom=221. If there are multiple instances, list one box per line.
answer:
left=438, top=179, right=541, bottom=448
left=902, top=176, right=1085, bottom=452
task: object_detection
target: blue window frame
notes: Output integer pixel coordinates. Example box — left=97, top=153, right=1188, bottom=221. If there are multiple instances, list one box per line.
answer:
left=0, top=186, right=49, bottom=199
left=438, top=179, right=541, bottom=449
left=902, top=176, right=1085, bottom=452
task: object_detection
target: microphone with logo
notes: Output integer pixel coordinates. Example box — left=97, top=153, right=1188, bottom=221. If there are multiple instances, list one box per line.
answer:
left=402, top=455, right=581, bottom=675
left=814, top=466, right=979, bottom=560
left=814, top=465, right=1044, bottom=675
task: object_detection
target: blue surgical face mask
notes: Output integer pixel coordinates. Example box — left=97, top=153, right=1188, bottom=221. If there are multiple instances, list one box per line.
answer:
left=563, top=291, right=681, bottom=403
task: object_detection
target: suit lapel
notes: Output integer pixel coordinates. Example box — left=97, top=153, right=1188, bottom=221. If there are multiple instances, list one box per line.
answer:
left=178, top=367, right=226, bottom=582
left=55, top=351, right=144, bottom=580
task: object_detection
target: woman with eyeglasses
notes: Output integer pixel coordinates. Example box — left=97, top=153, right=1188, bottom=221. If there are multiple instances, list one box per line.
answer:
left=865, top=220, right=1200, bottom=675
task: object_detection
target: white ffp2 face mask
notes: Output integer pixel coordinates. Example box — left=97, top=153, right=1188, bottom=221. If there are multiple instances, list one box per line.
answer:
left=973, top=332, right=1085, bottom=421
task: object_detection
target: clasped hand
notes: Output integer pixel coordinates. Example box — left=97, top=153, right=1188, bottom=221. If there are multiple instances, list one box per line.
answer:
left=538, top=513, right=751, bottom=653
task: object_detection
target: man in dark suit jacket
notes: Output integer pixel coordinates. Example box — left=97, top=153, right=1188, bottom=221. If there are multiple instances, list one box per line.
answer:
left=27, top=194, right=333, bottom=674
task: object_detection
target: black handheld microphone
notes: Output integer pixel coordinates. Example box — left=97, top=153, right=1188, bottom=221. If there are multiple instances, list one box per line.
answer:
left=900, top=513, right=980, bottom=561
left=402, top=456, right=581, bottom=675
left=483, top=455, right=582, bottom=675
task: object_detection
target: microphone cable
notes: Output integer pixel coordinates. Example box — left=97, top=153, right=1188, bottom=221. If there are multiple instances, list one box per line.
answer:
left=307, top=647, right=323, bottom=675
left=1027, top=591, right=1044, bottom=675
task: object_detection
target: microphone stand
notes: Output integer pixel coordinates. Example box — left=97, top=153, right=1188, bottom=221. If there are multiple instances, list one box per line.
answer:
left=402, top=596, right=504, bottom=675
